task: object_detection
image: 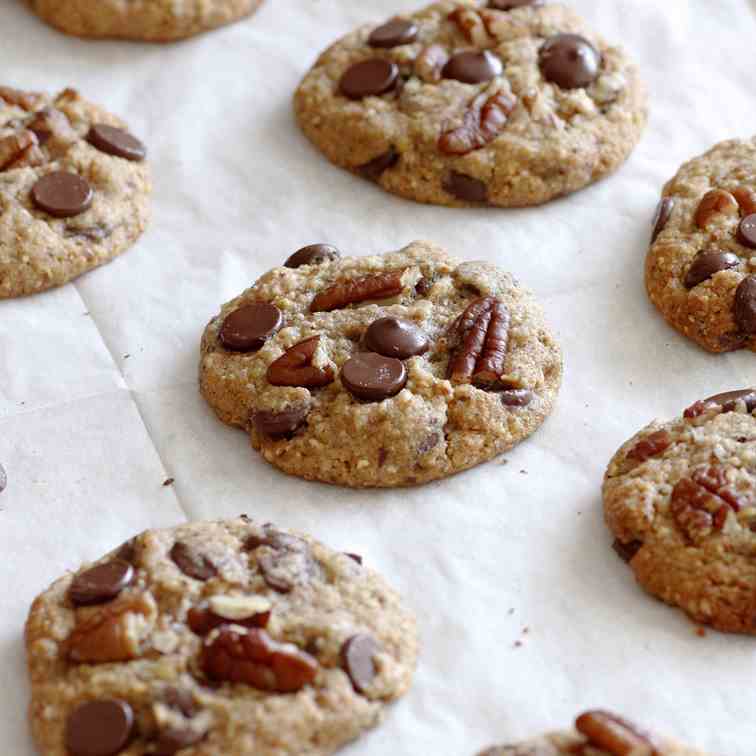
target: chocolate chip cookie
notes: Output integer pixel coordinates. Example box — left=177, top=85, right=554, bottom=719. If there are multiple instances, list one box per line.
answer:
left=25, top=516, right=417, bottom=756
left=294, top=1, right=647, bottom=208
left=26, top=0, right=263, bottom=42
left=478, top=710, right=708, bottom=755
left=646, top=138, right=756, bottom=352
left=604, top=388, right=756, bottom=634
left=0, top=86, right=150, bottom=298
left=199, top=241, right=562, bottom=488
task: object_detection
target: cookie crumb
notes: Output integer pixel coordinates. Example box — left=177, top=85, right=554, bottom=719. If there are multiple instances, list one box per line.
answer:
left=162, top=477, right=175, bottom=487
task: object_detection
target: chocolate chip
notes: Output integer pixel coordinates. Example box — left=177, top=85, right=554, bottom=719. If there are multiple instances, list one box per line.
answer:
left=415, top=277, right=431, bottom=296
left=65, top=699, right=134, bottom=756
left=257, top=536, right=316, bottom=593
left=442, top=50, right=503, bottom=84
left=702, top=388, right=756, bottom=413
left=170, top=542, right=217, bottom=581
left=365, top=317, right=429, bottom=359
left=284, top=244, right=341, bottom=269
left=219, top=303, right=283, bottom=352
left=651, top=197, right=674, bottom=242
left=32, top=171, right=93, bottom=218
left=68, top=560, right=134, bottom=607
left=341, top=634, right=380, bottom=694
left=500, top=389, right=534, bottom=407
left=734, top=276, right=756, bottom=334
left=738, top=214, right=756, bottom=249
left=684, top=250, right=739, bottom=289
left=489, top=0, right=543, bottom=7
left=253, top=405, right=310, bottom=436
left=443, top=171, right=488, bottom=203
left=368, top=18, right=418, bottom=48
left=345, top=553, right=363, bottom=564
left=358, top=148, right=399, bottom=181
left=539, top=34, right=601, bottom=89
left=87, top=124, right=146, bottom=162
left=612, top=538, right=642, bottom=563
left=340, top=59, right=399, bottom=99
left=341, top=353, right=407, bottom=401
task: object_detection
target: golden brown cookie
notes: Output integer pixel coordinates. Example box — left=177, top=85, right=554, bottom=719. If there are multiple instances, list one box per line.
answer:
left=646, top=137, right=756, bottom=353
left=199, top=241, right=562, bottom=488
left=294, top=0, right=647, bottom=207
left=604, top=388, right=756, bottom=634
left=25, top=517, right=417, bottom=756
left=0, top=85, right=150, bottom=297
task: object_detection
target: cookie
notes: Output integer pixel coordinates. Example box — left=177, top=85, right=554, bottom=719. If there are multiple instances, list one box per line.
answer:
left=294, top=0, right=646, bottom=208
left=477, top=709, right=708, bottom=756
left=0, top=85, right=150, bottom=298
left=603, top=388, right=756, bottom=634
left=645, top=138, right=756, bottom=353
left=25, top=516, right=418, bottom=756
left=26, top=0, right=263, bottom=42
left=199, top=240, right=562, bottom=488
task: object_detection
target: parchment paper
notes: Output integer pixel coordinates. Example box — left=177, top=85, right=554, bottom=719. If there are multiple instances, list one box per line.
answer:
left=1, top=1, right=754, bottom=753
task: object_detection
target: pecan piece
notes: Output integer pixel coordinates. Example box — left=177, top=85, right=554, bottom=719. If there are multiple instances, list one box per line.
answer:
left=202, top=626, right=318, bottom=692
left=575, top=710, right=658, bottom=756
left=26, top=106, right=76, bottom=146
left=310, top=269, right=406, bottom=312
left=66, top=592, right=156, bottom=663
left=448, top=7, right=490, bottom=46
left=626, top=430, right=671, bottom=463
left=670, top=465, right=750, bottom=542
left=188, top=595, right=271, bottom=636
left=267, top=336, right=334, bottom=388
left=8, top=142, right=45, bottom=170
left=0, top=86, right=44, bottom=110
left=414, top=44, right=449, bottom=83
left=694, top=189, right=739, bottom=229
left=733, top=186, right=756, bottom=216
left=448, top=297, right=511, bottom=387
left=439, top=89, right=516, bottom=155
left=0, top=130, right=37, bottom=171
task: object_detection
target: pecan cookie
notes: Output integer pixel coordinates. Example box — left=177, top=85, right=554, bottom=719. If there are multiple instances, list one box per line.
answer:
left=294, top=0, right=646, bottom=208
left=199, top=241, right=562, bottom=488
left=26, top=0, right=262, bottom=42
left=25, top=517, right=417, bottom=756
left=0, top=85, right=150, bottom=298
left=478, top=710, right=708, bottom=756
left=646, top=138, right=756, bottom=353
left=604, top=388, right=756, bottom=634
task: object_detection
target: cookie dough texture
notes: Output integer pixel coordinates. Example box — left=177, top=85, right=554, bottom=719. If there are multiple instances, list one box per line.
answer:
left=26, top=0, right=263, bottom=42
left=0, top=86, right=150, bottom=297
left=646, top=137, right=756, bottom=353
left=199, top=241, right=562, bottom=488
left=294, top=0, right=647, bottom=208
left=26, top=517, right=418, bottom=756
left=603, top=392, right=756, bottom=634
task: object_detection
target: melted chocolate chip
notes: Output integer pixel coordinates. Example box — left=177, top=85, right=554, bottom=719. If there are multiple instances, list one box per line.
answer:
left=364, top=317, right=429, bottom=359
left=737, top=214, right=756, bottom=249
left=253, top=405, right=310, bottom=436
left=539, top=34, right=601, bottom=89
left=340, top=59, right=399, bottom=99
left=88, top=124, right=146, bottom=162
left=65, top=700, right=134, bottom=756
left=500, top=389, right=534, bottom=407
left=219, top=303, right=283, bottom=352
left=68, top=560, right=134, bottom=606
left=651, top=197, right=674, bottom=242
left=612, top=538, right=643, bottom=563
left=368, top=18, right=418, bottom=48
left=32, top=171, right=93, bottom=218
left=341, top=353, right=407, bottom=401
left=684, top=251, right=739, bottom=289
left=341, top=634, right=381, bottom=694
left=285, top=244, right=341, bottom=269
left=734, top=276, right=756, bottom=334
left=442, top=50, right=503, bottom=84
left=170, top=542, right=217, bottom=581
left=358, top=148, right=399, bottom=181
left=443, top=171, right=488, bottom=203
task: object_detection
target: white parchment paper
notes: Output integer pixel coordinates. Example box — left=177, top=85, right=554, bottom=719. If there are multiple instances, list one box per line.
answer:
left=1, top=1, right=754, bottom=753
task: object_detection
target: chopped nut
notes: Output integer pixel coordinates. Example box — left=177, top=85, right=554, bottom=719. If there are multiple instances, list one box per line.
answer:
left=26, top=106, right=76, bottom=146
left=733, top=186, right=756, bottom=217
left=448, top=7, right=491, bottom=46
left=626, top=430, right=672, bottom=463
left=188, top=595, right=271, bottom=636
left=267, top=336, right=334, bottom=388
left=694, top=189, right=739, bottom=229
left=0, top=86, right=45, bottom=111
left=0, top=130, right=37, bottom=171
left=413, top=44, right=449, bottom=83
left=310, top=269, right=406, bottom=312
left=575, top=710, right=657, bottom=756
left=438, top=88, right=516, bottom=155
left=8, top=143, right=45, bottom=169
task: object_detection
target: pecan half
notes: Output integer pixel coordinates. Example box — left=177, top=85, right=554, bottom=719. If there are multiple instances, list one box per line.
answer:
left=0, top=130, right=36, bottom=171
left=0, top=86, right=44, bottom=111
left=202, top=626, right=318, bottom=692
left=448, top=297, right=511, bottom=387
left=439, top=89, right=516, bottom=155
left=670, top=465, right=750, bottom=542
left=414, top=44, right=449, bottom=83
left=310, top=269, right=406, bottom=312
left=626, top=430, right=671, bottom=463
left=267, top=336, right=334, bottom=388
left=694, top=189, right=739, bottom=229
left=448, top=7, right=490, bottom=46
left=575, top=710, right=658, bottom=756
left=66, top=593, right=156, bottom=663
left=733, top=186, right=756, bottom=217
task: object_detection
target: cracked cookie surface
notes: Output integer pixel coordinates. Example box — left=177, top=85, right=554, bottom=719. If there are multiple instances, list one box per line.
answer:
left=603, top=388, right=756, bottom=634
left=25, top=516, right=417, bottom=756
left=199, top=241, right=562, bottom=488
left=646, top=137, right=756, bottom=353
left=26, top=0, right=262, bottom=42
left=294, top=0, right=646, bottom=208
left=478, top=709, right=708, bottom=756
left=0, top=85, right=151, bottom=298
